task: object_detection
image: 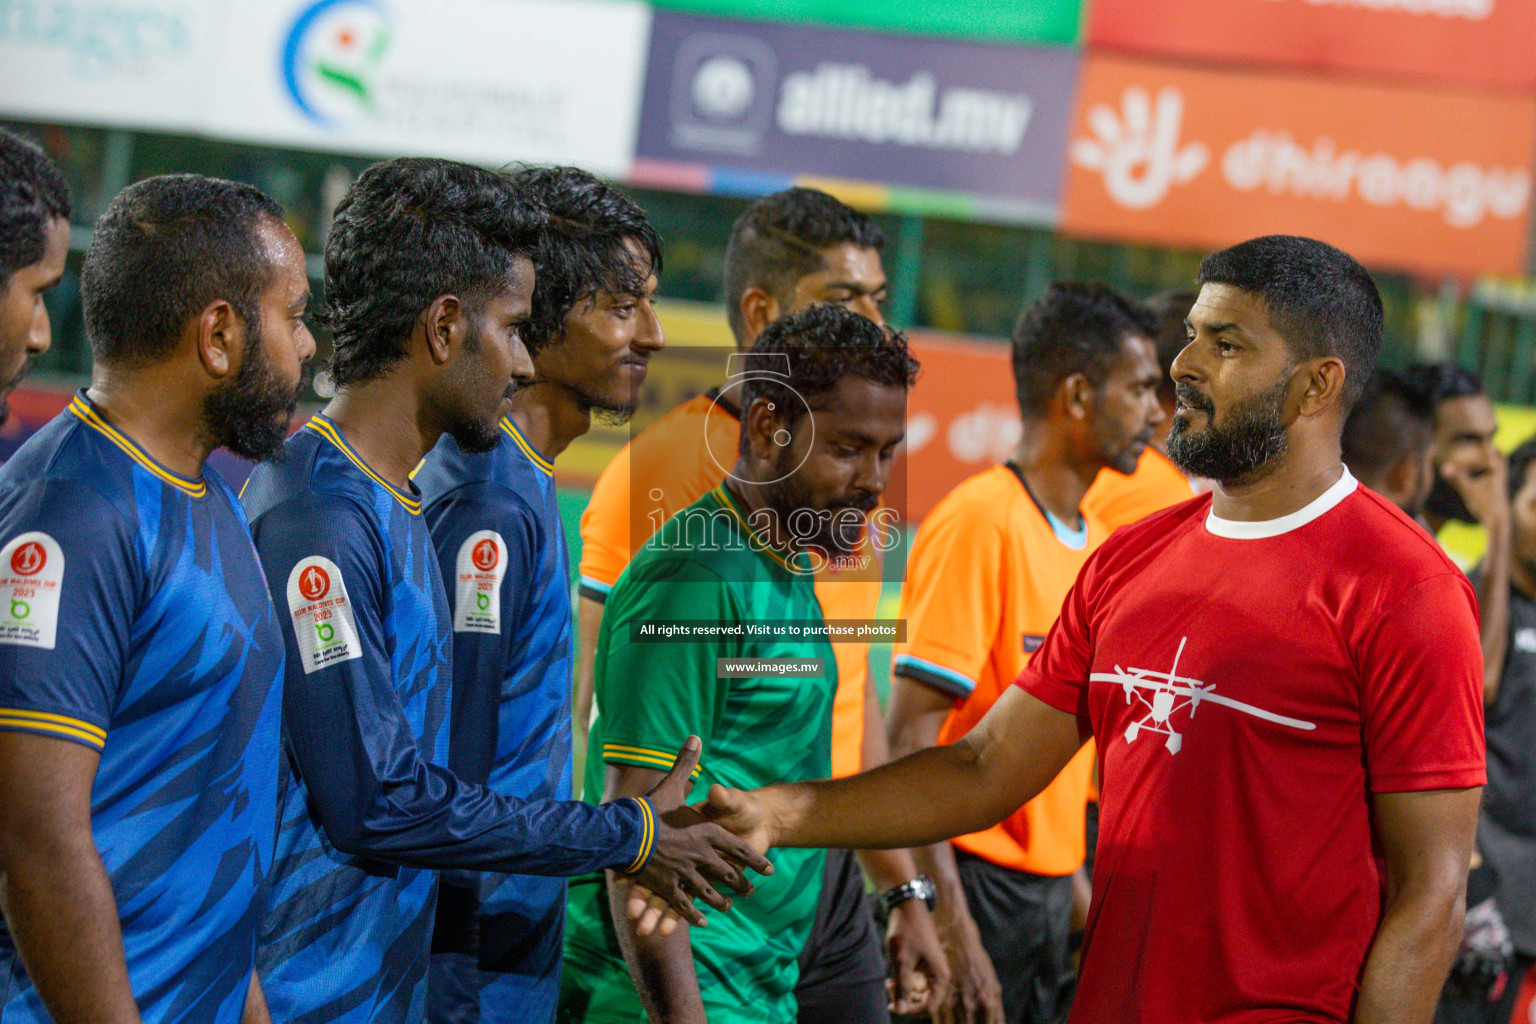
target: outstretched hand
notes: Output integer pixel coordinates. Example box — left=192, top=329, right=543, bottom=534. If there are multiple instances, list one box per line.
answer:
left=623, top=738, right=774, bottom=937
left=695, top=783, right=773, bottom=853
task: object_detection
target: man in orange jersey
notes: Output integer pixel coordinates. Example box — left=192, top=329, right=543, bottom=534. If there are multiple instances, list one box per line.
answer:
left=575, top=188, right=946, bottom=1021
left=887, top=283, right=1163, bottom=1024
left=1082, top=289, right=1198, bottom=533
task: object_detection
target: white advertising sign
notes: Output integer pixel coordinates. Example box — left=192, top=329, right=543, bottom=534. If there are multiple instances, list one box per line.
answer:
left=1, top=0, right=652, bottom=176
left=204, top=0, right=651, bottom=175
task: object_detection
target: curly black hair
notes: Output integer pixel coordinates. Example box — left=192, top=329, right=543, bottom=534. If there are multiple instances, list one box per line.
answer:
left=1012, top=281, right=1158, bottom=418
left=82, top=174, right=281, bottom=367
left=322, top=157, right=546, bottom=387
left=1342, top=369, right=1435, bottom=481
left=738, top=303, right=918, bottom=455
left=0, top=127, right=72, bottom=285
left=1198, top=235, right=1383, bottom=408
left=505, top=165, right=661, bottom=355
left=723, top=188, right=884, bottom=343
left=1402, top=361, right=1484, bottom=406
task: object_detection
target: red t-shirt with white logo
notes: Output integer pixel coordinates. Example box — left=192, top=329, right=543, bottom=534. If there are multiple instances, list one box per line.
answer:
left=1017, top=470, right=1485, bottom=1024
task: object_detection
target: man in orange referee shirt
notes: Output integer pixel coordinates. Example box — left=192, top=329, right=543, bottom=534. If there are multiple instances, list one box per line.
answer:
left=887, top=283, right=1163, bottom=1024
left=575, top=188, right=946, bottom=1020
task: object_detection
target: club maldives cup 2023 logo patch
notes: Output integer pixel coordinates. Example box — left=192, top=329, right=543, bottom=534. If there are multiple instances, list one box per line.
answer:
left=0, top=533, right=64, bottom=650
left=454, top=531, right=507, bottom=635
left=287, top=555, right=362, bottom=673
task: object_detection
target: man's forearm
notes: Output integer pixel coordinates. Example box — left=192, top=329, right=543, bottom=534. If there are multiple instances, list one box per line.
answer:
left=1477, top=516, right=1511, bottom=705
left=0, top=844, right=140, bottom=1024
left=1354, top=885, right=1464, bottom=1024
left=762, top=742, right=1018, bottom=850
left=241, top=971, right=270, bottom=1024
left=607, top=872, right=706, bottom=1024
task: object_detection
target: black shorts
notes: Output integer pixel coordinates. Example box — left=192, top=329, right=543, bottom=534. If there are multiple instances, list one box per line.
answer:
left=956, top=849, right=1075, bottom=1024
left=795, top=847, right=889, bottom=1024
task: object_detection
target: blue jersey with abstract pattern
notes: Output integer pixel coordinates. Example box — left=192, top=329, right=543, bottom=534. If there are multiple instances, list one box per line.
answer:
left=415, top=418, right=580, bottom=1024
left=244, top=415, right=649, bottom=1024
left=0, top=392, right=284, bottom=1024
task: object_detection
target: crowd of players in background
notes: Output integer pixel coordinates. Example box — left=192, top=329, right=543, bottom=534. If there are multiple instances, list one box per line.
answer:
left=0, top=119, right=1521, bottom=1024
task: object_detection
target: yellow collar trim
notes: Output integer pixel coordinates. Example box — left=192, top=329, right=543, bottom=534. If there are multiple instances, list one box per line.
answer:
left=68, top=397, right=207, bottom=498
left=709, top=485, right=807, bottom=574
left=305, top=417, right=421, bottom=513
left=500, top=418, right=554, bottom=477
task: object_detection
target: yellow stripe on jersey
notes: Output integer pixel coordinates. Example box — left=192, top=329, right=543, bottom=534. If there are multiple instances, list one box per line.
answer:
left=68, top=398, right=207, bottom=498
left=603, top=743, right=704, bottom=778
left=500, top=419, right=554, bottom=476
left=708, top=485, right=801, bottom=574
left=623, top=797, right=655, bottom=873
left=0, top=709, right=107, bottom=749
left=304, top=418, right=422, bottom=513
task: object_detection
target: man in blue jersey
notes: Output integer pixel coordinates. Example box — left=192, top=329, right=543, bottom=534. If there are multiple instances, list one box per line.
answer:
left=243, top=157, right=769, bottom=1024
left=415, top=166, right=666, bottom=1024
left=0, top=127, right=71, bottom=420
left=0, top=173, right=315, bottom=1024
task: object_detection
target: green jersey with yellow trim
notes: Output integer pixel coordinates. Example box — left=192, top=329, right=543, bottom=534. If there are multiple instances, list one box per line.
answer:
left=559, top=485, right=836, bottom=1024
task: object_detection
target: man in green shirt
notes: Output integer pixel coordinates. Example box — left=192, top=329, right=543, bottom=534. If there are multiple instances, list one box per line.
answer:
left=559, top=304, right=919, bottom=1024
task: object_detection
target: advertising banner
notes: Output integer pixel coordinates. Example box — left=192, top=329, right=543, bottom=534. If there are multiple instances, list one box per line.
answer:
left=1087, top=0, right=1536, bottom=92
left=633, top=10, right=1078, bottom=214
left=650, top=0, right=1083, bottom=45
left=0, top=0, right=222, bottom=131
left=1061, top=55, right=1535, bottom=279
left=203, top=0, right=651, bottom=176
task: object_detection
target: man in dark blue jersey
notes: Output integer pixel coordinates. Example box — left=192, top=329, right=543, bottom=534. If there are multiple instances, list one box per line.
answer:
left=242, top=157, right=769, bottom=1024
left=0, top=127, right=71, bottom=421
left=415, top=166, right=665, bottom=1024
left=0, top=173, right=315, bottom=1024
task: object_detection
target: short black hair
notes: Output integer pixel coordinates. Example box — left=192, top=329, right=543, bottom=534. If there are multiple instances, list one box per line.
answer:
left=1509, top=435, right=1536, bottom=501
left=723, top=188, right=884, bottom=342
left=322, top=157, right=546, bottom=388
left=1012, top=281, right=1157, bottom=418
left=1402, top=362, right=1484, bottom=406
left=738, top=303, right=918, bottom=456
left=1342, top=369, right=1435, bottom=480
left=1197, top=235, right=1383, bottom=408
left=507, top=165, right=661, bottom=354
left=82, top=174, right=281, bottom=367
left=1146, top=288, right=1196, bottom=405
left=0, top=127, right=72, bottom=284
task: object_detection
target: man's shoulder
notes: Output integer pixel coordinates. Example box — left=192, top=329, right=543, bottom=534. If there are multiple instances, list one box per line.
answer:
left=1335, top=487, right=1470, bottom=594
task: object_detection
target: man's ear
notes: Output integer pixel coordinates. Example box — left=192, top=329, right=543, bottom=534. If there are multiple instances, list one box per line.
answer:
left=742, top=396, right=787, bottom=462
left=739, top=288, right=779, bottom=348
left=424, top=294, right=468, bottom=366
left=1059, top=372, right=1094, bottom=422
left=194, top=299, right=242, bottom=380
left=1297, top=357, right=1347, bottom=418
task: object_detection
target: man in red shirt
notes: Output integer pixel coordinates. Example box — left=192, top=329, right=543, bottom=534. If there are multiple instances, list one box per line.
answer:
left=700, top=235, right=1486, bottom=1024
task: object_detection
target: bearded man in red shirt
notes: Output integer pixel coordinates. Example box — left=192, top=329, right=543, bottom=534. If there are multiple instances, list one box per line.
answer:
left=699, top=235, right=1485, bottom=1024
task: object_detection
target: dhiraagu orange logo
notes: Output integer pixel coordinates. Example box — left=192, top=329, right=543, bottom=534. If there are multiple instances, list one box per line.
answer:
left=282, top=0, right=393, bottom=127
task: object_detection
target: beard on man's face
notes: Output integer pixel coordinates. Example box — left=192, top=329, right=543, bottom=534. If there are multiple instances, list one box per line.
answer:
left=1166, top=375, right=1291, bottom=484
left=203, top=323, right=305, bottom=461
left=447, top=317, right=514, bottom=455
left=1424, top=472, right=1478, bottom=524
left=758, top=442, right=877, bottom=556
left=0, top=354, right=36, bottom=427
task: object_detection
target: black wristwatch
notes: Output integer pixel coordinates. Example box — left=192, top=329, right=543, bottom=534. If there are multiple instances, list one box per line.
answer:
left=881, top=874, right=937, bottom=913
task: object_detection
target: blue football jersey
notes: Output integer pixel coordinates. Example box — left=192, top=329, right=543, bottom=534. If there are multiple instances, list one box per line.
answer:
left=416, top=418, right=582, bottom=1024
left=0, top=392, right=284, bottom=1024
left=244, top=415, right=650, bottom=1024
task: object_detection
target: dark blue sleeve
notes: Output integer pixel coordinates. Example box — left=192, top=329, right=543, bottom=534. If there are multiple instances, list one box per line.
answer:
left=0, top=480, right=137, bottom=752
left=249, top=490, right=649, bottom=876
left=422, top=483, right=534, bottom=788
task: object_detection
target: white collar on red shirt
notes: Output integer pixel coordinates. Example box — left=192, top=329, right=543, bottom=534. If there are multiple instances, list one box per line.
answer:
left=1204, top=468, right=1358, bottom=540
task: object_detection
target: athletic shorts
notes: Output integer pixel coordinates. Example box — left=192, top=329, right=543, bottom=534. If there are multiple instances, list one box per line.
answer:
left=795, top=847, right=889, bottom=1024
left=955, top=849, right=1074, bottom=1024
